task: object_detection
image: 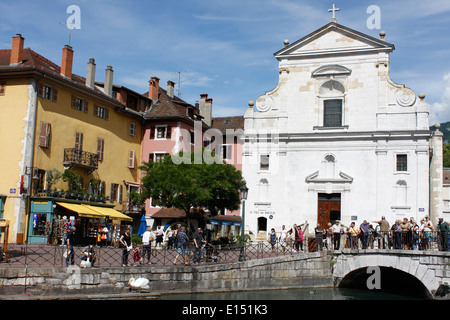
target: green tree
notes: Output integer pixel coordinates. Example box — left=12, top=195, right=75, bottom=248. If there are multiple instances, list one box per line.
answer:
left=444, top=144, right=450, bottom=168
left=140, top=150, right=245, bottom=230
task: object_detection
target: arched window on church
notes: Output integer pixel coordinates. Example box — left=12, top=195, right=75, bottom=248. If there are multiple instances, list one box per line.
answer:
left=318, top=80, right=346, bottom=128
left=395, top=180, right=408, bottom=207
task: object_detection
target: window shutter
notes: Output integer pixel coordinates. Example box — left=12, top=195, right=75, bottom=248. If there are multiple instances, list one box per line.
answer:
left=52, top=88, right=58, bottom=102
left=84, top=100, right=89, bottom=113
left=150, top=126, right=155, bottom=139
left=39, top=122, right=50, bottom=148
left=104, top=108, right=109, bottom=120
left=75, top=132, right=83, bottom=151
left=110, top=183, right=115, bottom=201
left=0, top=81, right=6, bottom=96
left=118, top=185, right=123, bottom=203
left=100, top=181, right=106, bottom=197
left=71, top=95, right=77, bottom=109
left=128, top=150, right=136, bottom=168
left=166, top=126, right=172, bottom=139
left=37, top=83, right=43, bottom=97
left=94, top=104, right=99, bottom=117
left=97, top=138, right=104, bottom=161
left=148, top=153, right=154, bottom=163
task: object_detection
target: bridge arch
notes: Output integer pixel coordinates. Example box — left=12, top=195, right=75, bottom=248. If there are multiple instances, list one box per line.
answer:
left=332, top=251, right=447, bottom=299
left=338, top=266, right=432, bottom=299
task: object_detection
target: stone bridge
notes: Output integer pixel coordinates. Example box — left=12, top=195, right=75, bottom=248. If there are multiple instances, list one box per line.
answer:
left=0, top=250, right=448, bottom=299
left=332, top=249, right=450, bottom=299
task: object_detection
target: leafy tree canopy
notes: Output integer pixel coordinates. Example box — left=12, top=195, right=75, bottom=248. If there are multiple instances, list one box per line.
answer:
left=140, top=150, right=245, bottom=224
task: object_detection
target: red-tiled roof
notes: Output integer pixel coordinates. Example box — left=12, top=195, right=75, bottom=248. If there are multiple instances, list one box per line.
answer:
left=151, top=208, right=241, bottom=223
left=211, top=116, right=244, bottom=134
left=1, top=48, right=82, bottom=84
left=151, top=208, right=187, bottom=219
left=143, top=87, right=209, bottom=128
left=0, top=48, right=123, bottom=106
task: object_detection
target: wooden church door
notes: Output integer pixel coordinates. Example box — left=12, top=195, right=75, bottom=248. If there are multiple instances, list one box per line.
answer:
left=317, top=193, right=341, bottom=230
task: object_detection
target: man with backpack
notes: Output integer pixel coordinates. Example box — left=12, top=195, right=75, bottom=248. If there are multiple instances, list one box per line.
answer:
left=173, top=226, right=189, bottom=266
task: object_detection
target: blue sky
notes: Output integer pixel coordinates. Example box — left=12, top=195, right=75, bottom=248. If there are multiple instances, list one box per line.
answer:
left=1, top=0, right=449, bottom=123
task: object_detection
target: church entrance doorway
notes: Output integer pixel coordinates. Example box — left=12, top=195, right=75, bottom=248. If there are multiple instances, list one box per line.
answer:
left=317, top=193, right=341, bottom=229
left=257, top=217, right=267, bottom=240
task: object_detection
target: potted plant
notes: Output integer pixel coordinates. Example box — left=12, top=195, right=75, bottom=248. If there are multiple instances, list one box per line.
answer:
left=46, top=168, right=62, bottom=194
left=62, top=169, right=83, bottom=196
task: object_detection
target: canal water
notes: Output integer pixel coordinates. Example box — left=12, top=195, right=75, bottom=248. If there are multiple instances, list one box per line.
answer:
left=160, top=287, right=421, bottom=300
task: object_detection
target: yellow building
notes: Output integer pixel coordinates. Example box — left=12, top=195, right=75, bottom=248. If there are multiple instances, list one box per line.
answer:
left=0, top=34, right=147, bottom=244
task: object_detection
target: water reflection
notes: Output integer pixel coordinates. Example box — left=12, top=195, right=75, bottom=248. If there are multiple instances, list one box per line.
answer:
left=160, top=287, right=420, bottom=300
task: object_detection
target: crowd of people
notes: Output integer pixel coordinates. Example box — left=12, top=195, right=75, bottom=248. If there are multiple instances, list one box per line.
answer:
left=65, top=216, right=449, bottom=267
left=270, top=216, right=450, bottom=253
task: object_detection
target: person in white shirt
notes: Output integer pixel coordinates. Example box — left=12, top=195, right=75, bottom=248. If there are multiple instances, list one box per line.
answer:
left=142, top=227, right=154, bottom=264
left=279, top=225, right=287, bottom=252
left=331, top=221, right=343, bottom=250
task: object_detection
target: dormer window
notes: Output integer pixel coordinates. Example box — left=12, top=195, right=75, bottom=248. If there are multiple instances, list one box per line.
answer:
left=187, top=108, right=194, bottom=119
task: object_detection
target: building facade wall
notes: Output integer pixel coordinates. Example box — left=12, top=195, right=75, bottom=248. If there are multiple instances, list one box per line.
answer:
left=242, top=24, right=431, bottom=238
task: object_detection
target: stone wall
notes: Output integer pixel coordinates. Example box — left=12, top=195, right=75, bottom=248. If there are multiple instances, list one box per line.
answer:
left=0, top=252, right=333, bottom=297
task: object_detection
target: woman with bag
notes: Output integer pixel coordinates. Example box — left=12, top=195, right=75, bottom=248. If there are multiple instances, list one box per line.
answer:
left=119, top=228, right=132, bottom=267
left=268, top=228, right=277, bottom=252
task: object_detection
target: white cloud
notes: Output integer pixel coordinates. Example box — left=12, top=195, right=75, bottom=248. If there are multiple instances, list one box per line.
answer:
left=430, top=72, right=450, bottom=124
left=119, top=69, right=214, bottom=96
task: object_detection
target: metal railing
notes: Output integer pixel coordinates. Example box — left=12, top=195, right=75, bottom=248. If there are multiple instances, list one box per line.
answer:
left=63, top=148, right=99, bottom=169
left=0, top=231, right=448, bottom=268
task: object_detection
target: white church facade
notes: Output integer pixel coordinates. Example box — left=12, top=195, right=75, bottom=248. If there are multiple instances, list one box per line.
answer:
left=242, top=20, right=440, bottom=238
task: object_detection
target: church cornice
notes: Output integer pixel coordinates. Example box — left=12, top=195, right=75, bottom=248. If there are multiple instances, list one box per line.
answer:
left=242, top=130, right=432, bottom=144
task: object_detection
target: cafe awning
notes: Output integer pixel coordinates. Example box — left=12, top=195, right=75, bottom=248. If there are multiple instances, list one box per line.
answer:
left=56, top=202, right=104, bottom=218
left=56, top=202, right=132, bottom=221
left=84, top=205, right=133, bottom=221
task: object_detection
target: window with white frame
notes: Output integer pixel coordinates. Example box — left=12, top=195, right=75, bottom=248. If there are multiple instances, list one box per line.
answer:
left=260, top=154, right=270, bottom=171
left=156, top=126, right=167, bottom=139
left=396, top=154, right=408, bottom=172
left=317, top=80, right=345, bottom=128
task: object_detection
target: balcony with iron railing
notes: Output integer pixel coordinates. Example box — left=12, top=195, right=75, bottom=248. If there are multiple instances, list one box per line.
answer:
left=63, top=148, right=99, bottom=173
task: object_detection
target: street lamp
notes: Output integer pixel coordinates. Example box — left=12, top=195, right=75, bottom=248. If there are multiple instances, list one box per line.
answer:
left=239, top=184, right=248, bottom=262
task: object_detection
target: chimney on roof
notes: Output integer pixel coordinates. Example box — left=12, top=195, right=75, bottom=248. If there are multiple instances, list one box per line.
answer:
left=167, top=80, right=175, bottom=99
left=10, top=34, right=24, bottom=65
left=104, top=65, right=114, bottom=97
left=86, top=58, right=96, bottom=89
left=61, top=45, right=74, bottom=78
left=199, top=94, right=212, bottom=127
left=149, top=77, right=160, bottom=101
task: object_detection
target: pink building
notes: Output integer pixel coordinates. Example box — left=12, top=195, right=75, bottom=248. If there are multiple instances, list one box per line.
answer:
left=142, top=78, right=245, bottom=239
left=142, top=78, right=208, bottom=219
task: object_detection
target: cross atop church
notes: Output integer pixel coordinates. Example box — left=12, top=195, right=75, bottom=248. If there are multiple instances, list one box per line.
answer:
left=328, top=4, right=340, bottom=22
